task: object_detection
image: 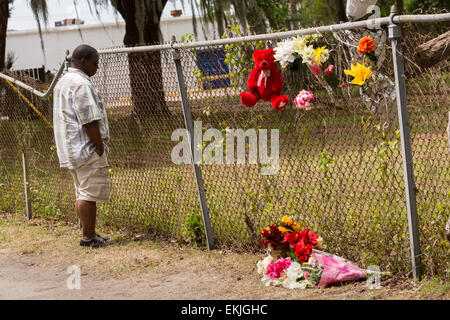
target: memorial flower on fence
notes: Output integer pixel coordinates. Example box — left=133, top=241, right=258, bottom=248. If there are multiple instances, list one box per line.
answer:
left=358, top=35, right=378, bottom=62
left=295, top=90, right=315, bottom=110
left=274, top=35, right=330, bottom=71
left=344, top=63, right=374, bottom=86
left=273, top=39, right=296, bottom=69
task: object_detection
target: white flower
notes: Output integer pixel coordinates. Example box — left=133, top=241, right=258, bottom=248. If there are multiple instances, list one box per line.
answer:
left=274, top=39, right=295, bottom=68
left=320, top=49, right=330, bottom=64
left=256, top=255, right=273, bottom=275
left=299, top=45, right=315, bottom=65
left=292, top=36, right=308, bottom=53
left=292, top=35, right=319, bottom=54
left=281, top=262, right=307, bottom=289
left=262, top=275, right=283, bottom=287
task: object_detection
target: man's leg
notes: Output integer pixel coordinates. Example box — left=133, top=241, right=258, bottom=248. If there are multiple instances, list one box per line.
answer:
left=76, top=200, right=97, bottom=240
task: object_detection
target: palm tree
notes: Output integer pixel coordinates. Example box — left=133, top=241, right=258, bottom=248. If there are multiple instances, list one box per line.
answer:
left=1, top=0, right=170, bottom=116
left=0, top=0, right=13, bottom=70
left=108, top=0, right=170, bottom=117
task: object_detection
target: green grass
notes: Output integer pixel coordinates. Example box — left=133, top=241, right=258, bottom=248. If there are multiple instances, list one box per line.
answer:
left=418, top=277, right=450, bottom=298
left=1, top=100, right=448, bottom=278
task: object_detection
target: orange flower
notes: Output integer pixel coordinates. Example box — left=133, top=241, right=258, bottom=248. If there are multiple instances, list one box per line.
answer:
left=358, top=36, right=377, bottom=54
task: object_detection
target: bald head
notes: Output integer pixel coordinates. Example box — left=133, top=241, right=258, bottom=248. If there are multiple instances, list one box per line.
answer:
left=71, top=44, right=99, bottom=77
left=72, top=44, right=97, bottom=63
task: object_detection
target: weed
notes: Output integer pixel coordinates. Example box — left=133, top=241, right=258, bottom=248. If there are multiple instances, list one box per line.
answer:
left=182, top=210, right=205, bottom=247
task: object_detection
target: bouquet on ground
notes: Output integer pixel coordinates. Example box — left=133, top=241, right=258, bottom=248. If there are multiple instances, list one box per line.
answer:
left=257, top=216, right=391, bottom=289
left=257, top=254, right=323, bottom=289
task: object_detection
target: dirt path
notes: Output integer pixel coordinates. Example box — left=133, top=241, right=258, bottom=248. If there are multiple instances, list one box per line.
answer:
left=0, top=251, right=229, bottom=300
left=0, top=215, right=448, bottom=300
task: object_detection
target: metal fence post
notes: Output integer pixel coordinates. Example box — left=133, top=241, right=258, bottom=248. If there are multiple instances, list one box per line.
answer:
left=22, top=152, right=32, bottom=220
left=171, top=38, right=215, bottom=250
left=388, top=5, right=421, bottom=280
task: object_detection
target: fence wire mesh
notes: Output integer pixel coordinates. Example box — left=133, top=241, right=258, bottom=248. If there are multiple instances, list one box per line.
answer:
left=0, top=19, right=448, bottom=278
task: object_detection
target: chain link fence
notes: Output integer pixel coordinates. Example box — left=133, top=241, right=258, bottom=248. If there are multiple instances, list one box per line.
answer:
left=0, top=16, right=448, bottom=278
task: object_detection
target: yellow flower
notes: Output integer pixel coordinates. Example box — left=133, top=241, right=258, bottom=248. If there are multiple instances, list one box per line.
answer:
left=312, top=46, right=326, bottom=65
left=281, top=215, right=293, bottom=226
left=278, top=226, right=289, bottom=234
left=344, top=63, right=374, bottom=86
left=292, top=222, right=302, bottom=231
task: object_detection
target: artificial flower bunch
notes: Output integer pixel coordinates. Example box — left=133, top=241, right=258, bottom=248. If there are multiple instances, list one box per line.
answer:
left=260, top=215, right=302, bottom=250
left=257, top=254, right=323, bottom=289
left=294, top=90, right=315, bottom=110
left=343, top=36, right=378, bottom=87
left=344, top=63, right=374, bottom=86
left=256, top=250, right=388, bottom=290
left=357, top=35, right=378, bottom=62
left=274, top=35, right=331, bottom=72
left=260, top=216, right=323, bottom=264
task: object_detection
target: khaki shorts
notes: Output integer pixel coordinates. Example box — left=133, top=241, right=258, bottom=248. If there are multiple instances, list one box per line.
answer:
left=69, top=152, right=111, bottom=202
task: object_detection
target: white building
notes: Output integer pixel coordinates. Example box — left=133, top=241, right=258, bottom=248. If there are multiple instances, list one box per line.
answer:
left=5, top=15, right=214, bottom=72
left=5, top=12, right=222, bottom=108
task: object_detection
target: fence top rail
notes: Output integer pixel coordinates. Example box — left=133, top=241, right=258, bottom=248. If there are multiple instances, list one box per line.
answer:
left=1, top=12, right=448, bottom=99
left=98, top=13, right=450, bottom=55
left=0, top=52, right=69, bottom=98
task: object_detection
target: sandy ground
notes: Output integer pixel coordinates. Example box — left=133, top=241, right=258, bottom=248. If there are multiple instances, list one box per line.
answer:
left=0, top=214, right=448, bottom=300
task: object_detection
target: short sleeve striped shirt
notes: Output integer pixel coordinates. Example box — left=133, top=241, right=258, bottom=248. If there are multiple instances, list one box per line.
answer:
left=53, top=68, right=110, bottom=169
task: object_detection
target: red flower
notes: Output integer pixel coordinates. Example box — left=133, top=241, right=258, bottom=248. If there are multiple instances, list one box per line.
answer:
left=299, top=229, right=319, bottom=247
left=283, top=229, right=320, bottom=262
left=294, top=242, right=313, bottom=263
left=341, top=83, right=347, bottom=88
left=324, top=65, right=334, bottom=76
left=260, top=224, right=286, bottom=249
left=284, top=231, right=301, bottom=245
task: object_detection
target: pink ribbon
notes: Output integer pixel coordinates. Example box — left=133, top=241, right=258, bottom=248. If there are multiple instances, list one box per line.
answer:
left=257, top=70, right=271, bottom=88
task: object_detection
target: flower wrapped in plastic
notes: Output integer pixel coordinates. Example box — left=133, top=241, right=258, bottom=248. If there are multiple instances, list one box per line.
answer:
left=256, top=250, right=391, bottom=289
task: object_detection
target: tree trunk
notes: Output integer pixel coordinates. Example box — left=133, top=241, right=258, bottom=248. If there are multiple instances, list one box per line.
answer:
left=334, top=0, right=347, bottom=22
left=214, top=0, right=225, bottom=37
left=289, top=0, right=299, bottom=30
left=324, top=0, right=334, bottom=20
left=111, top=0, right=169, bottom=117
left=414, top=30, right=450, bottom=69
left=0, top=0, right=9, bottom=70
left=396, top=0, right=404, bottom=14
left=230, top=0, right=248, bottom=34
left=246, top=0, right=267, bottom=34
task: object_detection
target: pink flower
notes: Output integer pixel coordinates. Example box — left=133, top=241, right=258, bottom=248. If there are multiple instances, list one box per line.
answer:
left=266, top=258, right=292, bottom=279
left=310, top=61, right=321, bottom=75
left=295, top=90, right=315, bottom=110
left=304, top=271, right=309, bottom=279
left=324, top=65, right=334, bottom=76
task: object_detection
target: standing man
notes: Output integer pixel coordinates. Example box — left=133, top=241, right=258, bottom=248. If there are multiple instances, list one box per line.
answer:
left=53, top=44, right=110, bottom=247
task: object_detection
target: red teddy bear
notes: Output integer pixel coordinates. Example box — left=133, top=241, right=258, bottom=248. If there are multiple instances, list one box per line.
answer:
left=240, top=48, right=289, bottom=111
